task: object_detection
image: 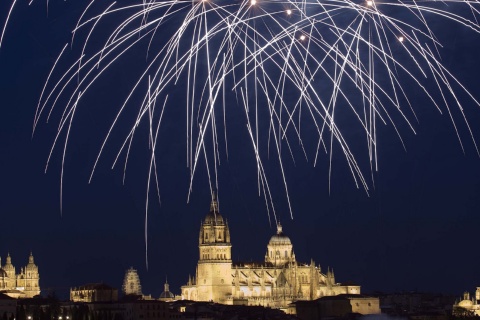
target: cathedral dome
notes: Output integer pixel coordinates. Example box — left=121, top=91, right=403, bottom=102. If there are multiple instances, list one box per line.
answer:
left=458, top=300, right=474, bottom=308
left=159, top=290, right=174, bottom=299
left=159, top=280, right=174, bottom=301
left=268, top=223, right=291, bottom=245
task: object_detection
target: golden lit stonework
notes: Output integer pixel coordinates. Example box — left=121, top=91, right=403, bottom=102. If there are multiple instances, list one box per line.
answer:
left=0, top=252, right=40, bottom=298
left=181, top=197, right=360, bottom=311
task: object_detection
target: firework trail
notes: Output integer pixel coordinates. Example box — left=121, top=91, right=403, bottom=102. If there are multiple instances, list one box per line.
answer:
left=3, top=0, right=480, bottom=223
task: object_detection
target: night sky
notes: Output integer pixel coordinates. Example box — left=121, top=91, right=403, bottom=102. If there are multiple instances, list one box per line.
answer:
left=1, top=1, right=480, bottom=300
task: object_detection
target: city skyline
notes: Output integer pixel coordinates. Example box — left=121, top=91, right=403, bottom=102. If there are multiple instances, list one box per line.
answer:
left=0, top=0, right=480, bottom=300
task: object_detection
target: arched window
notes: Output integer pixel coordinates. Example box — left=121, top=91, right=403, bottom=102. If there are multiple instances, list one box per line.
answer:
left=285, top=251, right=288, bottom=258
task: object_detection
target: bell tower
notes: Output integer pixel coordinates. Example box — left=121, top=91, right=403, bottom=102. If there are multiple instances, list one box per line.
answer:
left=22, top=252, right=40, bottom=298
left=196, top=193, right=232, bottom=303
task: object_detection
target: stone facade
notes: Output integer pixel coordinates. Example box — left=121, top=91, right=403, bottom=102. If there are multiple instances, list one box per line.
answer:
left=181, top=196, right=360, bottom=310
left=453, top=288, right=480, bottom=316
left=70, top=283, right=118, bottom=302
left=123, top=267, right=143, bottom=296
left=294, top=294, right=380, bottom=319
left=0, top=253, right=40, bottom=298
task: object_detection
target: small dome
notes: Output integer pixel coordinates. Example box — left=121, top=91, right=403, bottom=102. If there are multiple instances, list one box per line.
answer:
left=160, top=280, right=174, bottom=300
left=204, top=211, right=224, bottom=225
left=268, top=222, right=291, bottom=245
left=25, top=253, right=37, bottom=271
left=203, top=193, right=224, bottom=225
left=160, top=291, right=175, bottom=299
left=458, top=300, right=474, bottom=307
left=25, top=263, right=38, bottom=272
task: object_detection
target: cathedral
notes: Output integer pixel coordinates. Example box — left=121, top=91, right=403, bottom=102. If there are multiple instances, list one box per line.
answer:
left=181, top=196, right=360, bottom=310
left=0, top=252, right=40, bottom=298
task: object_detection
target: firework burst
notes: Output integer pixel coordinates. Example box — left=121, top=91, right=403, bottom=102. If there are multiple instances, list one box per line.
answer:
left=3, top=0, right=480, bottom=222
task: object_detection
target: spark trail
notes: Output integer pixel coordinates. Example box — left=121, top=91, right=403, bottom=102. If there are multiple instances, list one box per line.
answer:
left=4, top=0, right=480, bottom=223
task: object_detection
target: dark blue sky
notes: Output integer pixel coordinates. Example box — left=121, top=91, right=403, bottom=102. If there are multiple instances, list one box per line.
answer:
left=1, top=1, right=480, bottom=300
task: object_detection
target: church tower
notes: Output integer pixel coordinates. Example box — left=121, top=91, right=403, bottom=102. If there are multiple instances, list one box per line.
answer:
left=22, top=252, right=40, bottom=298
left=3, top=254, right=15, bottom=280
left=196, top=193, right=232, bottom=303
left=122, top=267, right=142, bottom=296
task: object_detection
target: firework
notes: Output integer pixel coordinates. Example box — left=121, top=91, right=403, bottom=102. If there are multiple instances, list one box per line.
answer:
left=4, top=0, right=480, bottom=221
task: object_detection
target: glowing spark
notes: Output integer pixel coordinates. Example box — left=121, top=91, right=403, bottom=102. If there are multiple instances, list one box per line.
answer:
left=10, top=0, right=479, bottom=225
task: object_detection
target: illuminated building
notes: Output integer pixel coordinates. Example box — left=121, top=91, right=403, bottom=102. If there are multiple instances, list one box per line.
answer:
left=0, top=253, right=40, bottom=298
left=123, top=267, right=143, bottom=296
left=453, top=288, right=480, bottom=316
left=293, top=294, right=380, bottom=319
left=181, top=195, right=360, bottom=310
left=70, top=283, right=118, bottom=302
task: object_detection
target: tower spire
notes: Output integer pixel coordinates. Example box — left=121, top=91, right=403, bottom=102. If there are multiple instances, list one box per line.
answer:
left=164, top=276, right=170, bottom=293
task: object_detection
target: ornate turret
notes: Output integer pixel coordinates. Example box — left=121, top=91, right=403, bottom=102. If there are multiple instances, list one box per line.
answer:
left=199, top=192, right=231, bottom=247
left=25, top=252, right=38, bottom=274
left=3, top=254, right=15, bottom=279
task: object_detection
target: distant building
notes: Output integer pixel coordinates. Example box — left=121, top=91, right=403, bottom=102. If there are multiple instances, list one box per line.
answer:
left=123, top=267, right=143, bottom=296
left=453, top=288, right=480, bottom=316
left=377, top=291, right=455, bottom=318
left=170, top=300, right=297, bottom=320
left=0, top=252, right=40, bottom=298
left=129, top=300, right=172, bottom=320
left=70, top=283, right=118, bottom=302
left=293, top=294, right=381, bottom=320
left=0, top=293, right=16, bottom=319
left=181, top=195, right=361, bottom=310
